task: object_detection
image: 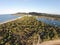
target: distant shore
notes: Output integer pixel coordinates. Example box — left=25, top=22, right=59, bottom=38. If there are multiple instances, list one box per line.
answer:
left=13, top=13, right=60, bottom=21
left=37, top=16, right=60, bottom=21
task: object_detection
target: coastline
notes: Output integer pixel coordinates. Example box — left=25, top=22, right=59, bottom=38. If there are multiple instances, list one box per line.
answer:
left=0, top=16, right=22, bottom=25
left=0, top=15, right=32, bottom=25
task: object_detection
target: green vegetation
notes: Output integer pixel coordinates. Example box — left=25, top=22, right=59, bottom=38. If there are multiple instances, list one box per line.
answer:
left=14, top=12, right=60, bottom=20
left=0, top=16, right=60, bottom=45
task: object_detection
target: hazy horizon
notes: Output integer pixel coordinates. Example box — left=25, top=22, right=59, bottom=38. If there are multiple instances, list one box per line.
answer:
left=0, top=0, right=60, bottom=14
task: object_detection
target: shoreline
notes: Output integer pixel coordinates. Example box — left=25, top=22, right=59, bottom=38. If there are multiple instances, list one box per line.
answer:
left=0, top=16, right=22, bottom=25
left=0, top=15, right=32, bottom=25
left=38, top=16, right=60, bottom=21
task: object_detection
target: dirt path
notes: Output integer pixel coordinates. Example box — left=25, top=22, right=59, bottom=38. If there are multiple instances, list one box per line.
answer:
left=39, top=39, right=60, bottom=45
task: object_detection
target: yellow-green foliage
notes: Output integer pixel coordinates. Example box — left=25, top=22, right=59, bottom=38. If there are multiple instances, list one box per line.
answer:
left=0, top=16, right=60, bottom=45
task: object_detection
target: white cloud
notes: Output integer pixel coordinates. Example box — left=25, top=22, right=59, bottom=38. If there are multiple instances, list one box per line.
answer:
left=0, top=8, right=30, bottom=14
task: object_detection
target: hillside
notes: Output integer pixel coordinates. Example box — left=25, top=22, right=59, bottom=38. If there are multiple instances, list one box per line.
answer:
left=0, top=16, right=60, bottom=45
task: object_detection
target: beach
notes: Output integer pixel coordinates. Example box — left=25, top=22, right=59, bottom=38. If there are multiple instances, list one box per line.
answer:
left=0, top=16, right=21, bottom=24
left=0, top=15, right=32, bottom=25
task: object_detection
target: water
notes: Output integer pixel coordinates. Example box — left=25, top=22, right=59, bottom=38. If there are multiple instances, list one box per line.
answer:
left=0, top=14, right=19, bottom=23
left=37, top=17, right=60, bottom=27
left=0, top=15, right=60, bottom=27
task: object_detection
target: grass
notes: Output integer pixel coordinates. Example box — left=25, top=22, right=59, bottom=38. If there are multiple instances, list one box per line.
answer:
left=0, top=16, right=60, bottom=45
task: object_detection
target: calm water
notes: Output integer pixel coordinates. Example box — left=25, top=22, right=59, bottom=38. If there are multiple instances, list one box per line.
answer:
left=37, top=17, right=60, bottom=27
left=0, top=14, right=19, bottom=23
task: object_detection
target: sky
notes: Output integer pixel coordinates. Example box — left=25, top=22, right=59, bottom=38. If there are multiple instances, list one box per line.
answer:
left=0, top=0, right=60, bottom=14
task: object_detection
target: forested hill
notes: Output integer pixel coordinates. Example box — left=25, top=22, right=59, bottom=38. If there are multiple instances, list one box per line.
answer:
left=13, top=12, right=60, bottom=18
left=0, top=16, right=60, bottom=45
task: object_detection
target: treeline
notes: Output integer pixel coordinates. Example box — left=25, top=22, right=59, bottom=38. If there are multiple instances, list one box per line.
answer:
left=14, top=12, right=60, bottom=18
left=29, top=12, right=60, bottom=18
left=0, top=16, right=60, bottom=45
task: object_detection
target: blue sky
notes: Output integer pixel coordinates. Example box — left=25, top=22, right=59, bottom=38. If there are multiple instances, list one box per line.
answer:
left=0, top=0, right=60, bottom=14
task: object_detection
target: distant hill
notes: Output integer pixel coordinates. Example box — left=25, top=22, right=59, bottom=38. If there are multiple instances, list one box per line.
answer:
left=0, top=16, right=60, bottom=45
left=13, top=12, right=29, bottom=16
left=13, top=12, right=60, bottom=18
left=29, top=12, right=60, bottom=18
